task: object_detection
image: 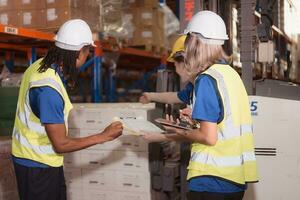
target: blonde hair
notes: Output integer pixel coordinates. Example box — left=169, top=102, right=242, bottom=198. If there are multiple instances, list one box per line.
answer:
left=184, top=33, right=229, bottom=77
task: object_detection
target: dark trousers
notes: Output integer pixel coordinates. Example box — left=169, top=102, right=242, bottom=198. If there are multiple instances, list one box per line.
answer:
left=187, top=191, right=245, bottom=200
left=13, top=162, right=66, bottom=200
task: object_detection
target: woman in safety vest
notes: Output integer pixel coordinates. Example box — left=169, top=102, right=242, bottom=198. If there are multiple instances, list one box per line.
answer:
left=139, top=35, right=193, bottom=106
left=11, top=19, right=123, bottom=200
left=142, top=11, right=258, bottom=200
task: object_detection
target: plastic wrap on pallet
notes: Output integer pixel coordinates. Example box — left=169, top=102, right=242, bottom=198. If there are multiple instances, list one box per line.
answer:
left=101, top=0, right=134, bottom=39
left=0, top=65, right=23, bottom=87
left=101, top=1, right=179, bottom=49
left=159, top=5, right=179, bottom=38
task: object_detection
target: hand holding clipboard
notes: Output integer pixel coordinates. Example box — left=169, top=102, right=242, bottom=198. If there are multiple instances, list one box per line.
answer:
left=155, top=118, right=193, bottom=130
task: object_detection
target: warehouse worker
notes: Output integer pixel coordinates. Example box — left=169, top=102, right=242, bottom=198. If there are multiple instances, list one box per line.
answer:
left=142, top=11, right=258, bottom=200
left=139, top=35, right=194, bottom=106
left=11, top=19, right=123, bottom=200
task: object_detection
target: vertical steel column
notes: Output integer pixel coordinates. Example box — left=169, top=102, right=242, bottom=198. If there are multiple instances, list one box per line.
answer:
left=108, top=65, right=116, bottom=102
left=93, top=41, right=102, bottom=102
left=28, top=47, right=36, bottom=65
left=240, top=0, right=256, bottom=94
left=209, top=0, right=218, bottom=12
left=5, top=52, right=14, bottom=72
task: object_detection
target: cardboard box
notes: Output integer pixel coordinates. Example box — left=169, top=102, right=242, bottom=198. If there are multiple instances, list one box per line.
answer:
left=19, top=9, right=46, bottom=28
left=83, top=189, right=117, bottom=200
left=46, top=7, right=73, bottom=28
left=0, top=11, right=20, bottom=26
left=81, top=169, right=151, bottom=192
left=68, top=129, right=149, bottom=152
left=113, top=150, right=149, bottom=172
left=133, top=7, right=164, bottom=27
left=0, top=0, right=16, bottom=10
left=75, top=149, right=149, bottom=171
left=126, top=7, right=166, bottom=47
left=131, top=27, right=165, bottom=47
left=68, top=103, right=160, bottom=130
left=64, top=168, right=82, bottom=189
left=68, top=109, right=112, bottom=129
left=15, top=0, right=46, bottom=10
left=64, top=152, right=82, bottom=168
left=125, top=0, right=158, bottom=8
left=116, top=191, right=151, bottom=200
left=81, top=149, right=115, bottom=170
left=67, top=190, right=84, bottom=200
left=45, top=0, right=69, bottom=7
left=45, top=1, right=101, bottom=31
left=82, top=169, right=115, bottom=190
left=115, top=171, right=151, bottom=192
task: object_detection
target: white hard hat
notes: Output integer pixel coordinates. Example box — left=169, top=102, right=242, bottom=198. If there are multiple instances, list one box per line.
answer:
left=184, top=11, right=228, bottom=45
left=54, top=19, right=96, bottom=51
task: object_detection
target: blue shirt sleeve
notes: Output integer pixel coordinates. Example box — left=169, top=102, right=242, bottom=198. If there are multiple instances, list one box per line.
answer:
left=177, top=82, right=193, bottom=105
left=29, top=86, right=65, bottom=124
left=192, top=75, right=223, bottom=123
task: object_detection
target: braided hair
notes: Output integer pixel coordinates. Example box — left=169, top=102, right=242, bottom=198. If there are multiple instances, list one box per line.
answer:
left=38, top=45, right=88, bottom=89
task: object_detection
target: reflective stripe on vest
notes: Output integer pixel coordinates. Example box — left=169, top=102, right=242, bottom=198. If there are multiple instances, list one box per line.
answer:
left=190, top=151, right=256, bottom=167
left=16, top=78, right=65, bottom=134
left=13, top=128, right=56, bottom=154
left=29, top=78, right=64, bottom=94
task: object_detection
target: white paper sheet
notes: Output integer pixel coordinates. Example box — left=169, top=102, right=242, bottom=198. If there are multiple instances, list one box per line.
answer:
left=113, top=117, right=163, bottom=136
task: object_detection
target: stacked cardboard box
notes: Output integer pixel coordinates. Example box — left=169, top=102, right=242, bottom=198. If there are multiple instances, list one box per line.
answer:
left=124, top=0, right=158, bottom=8
left=122, top=6, right=166, bottom=50
left=45, top=0, right=101, bottom=31
left=121, top=2, right=179, bottom=51
left=101, top=0, right=179, bottom=51
left=65, top=103, right=162, bottom=200
left=0, top=0, right=101, bottom=31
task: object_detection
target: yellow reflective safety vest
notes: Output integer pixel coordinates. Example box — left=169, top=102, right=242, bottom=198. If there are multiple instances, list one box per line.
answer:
left=187, top=64, right=258, bottom=185
left=12, top=58, right=73, bottom=167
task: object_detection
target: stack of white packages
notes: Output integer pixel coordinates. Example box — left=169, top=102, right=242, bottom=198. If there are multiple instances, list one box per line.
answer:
left=65, top=103, right=162, bottom=200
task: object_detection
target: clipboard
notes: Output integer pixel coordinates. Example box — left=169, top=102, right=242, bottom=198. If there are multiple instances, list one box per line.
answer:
left=155, top=118, right=192, bottom=130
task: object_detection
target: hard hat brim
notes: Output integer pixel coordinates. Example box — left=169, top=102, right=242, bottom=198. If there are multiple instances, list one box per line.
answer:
left=91, top=41, right=97, bottom=47
left=167, top=54, right=174, bottom=63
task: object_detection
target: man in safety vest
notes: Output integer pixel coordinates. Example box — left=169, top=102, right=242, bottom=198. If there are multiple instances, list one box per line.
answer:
left=11, top=19, right=123, bottom=200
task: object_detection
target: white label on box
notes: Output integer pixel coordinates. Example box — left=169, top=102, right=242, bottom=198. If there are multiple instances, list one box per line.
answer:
left=0, top=14, right=8, bottom=25
left=142, top=12, right=152, bottom=20
left=22, top=0, right=30, bottom=4
left=0, top=0, right=7, bottom=6
left=47, top=0, right=55, bottom=3
left=142, top=31, right=153, bottom=38
left=47, top=8, right=57, bottom=21
left=23, top=12, right=32, bottom=25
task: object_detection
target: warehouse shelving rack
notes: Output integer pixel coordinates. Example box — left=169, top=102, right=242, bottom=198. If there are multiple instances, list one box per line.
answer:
left=0, top=24, right=167, bottom=102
